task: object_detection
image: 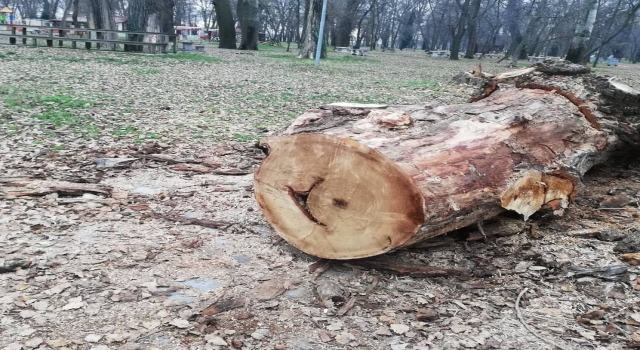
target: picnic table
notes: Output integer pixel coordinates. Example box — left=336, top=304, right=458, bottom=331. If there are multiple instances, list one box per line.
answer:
left=335, top=46, right=368, bottom=56
left=426, top=50, right=450, bottom=58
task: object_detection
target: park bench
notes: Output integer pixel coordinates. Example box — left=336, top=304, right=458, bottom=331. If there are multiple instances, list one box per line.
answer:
left=334, top=46, right=368, bottom=56
left=427, top=50, right=450, bottom=58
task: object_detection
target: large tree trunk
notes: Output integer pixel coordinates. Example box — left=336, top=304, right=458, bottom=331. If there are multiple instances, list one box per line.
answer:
left=254, top=61, right=640, bottom=259
left=125, top=0, right=150, bottom=52
left=297, top=0, right=325, bottom=59
left=213, top=0, right=237, bottom=49
left=463, top=0, right=481, bottom=59
left=449, top=0, right=471, bottom=60
left=237, top=0, right=259, bottom=50
left=565, top=0, right=598, bottom=64
left=89, top=0, right=117, bottom=49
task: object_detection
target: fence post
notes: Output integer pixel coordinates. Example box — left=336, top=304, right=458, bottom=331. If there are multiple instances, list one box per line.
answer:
left=22, top=27, right=27, bottom=45
left=47, top=28, right=53, bottom=47
left=172, top=35, right=177, bottom=54
left=9, top=26, right=16, bottom=45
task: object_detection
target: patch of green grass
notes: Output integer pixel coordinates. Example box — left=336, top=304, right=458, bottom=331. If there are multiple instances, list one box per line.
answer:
left=232, top=133, right=257, bottom=142
left=351, top=96, right=387, bottom=104
left=1, top=89, right=96, bottom=135
left=132, top=68, right=161, bottom=74
left=36, top=111, right=78, bottom=126
left=280, top=92, right=294, bottom=102
left=114, top=126, right=137, bottom=137
left=52, top=145, right=66, bottom=151
left=42, top=94, right=93, bottom=108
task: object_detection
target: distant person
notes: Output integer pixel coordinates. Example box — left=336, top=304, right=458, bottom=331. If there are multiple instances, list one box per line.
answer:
left=9, top=13, right=14, bottom=24
left=0, top=13, right=6, bottom=24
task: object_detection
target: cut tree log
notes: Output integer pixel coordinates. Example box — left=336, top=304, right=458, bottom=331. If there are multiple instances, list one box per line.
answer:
left=254, top=60, right=640, bottom=259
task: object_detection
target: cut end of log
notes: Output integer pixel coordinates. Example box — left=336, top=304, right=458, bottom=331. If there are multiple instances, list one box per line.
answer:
left=254, top=134, right=425, bottom=260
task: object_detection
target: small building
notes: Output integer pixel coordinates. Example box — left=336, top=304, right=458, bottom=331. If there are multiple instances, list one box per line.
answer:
left=50, top=15, right=89, bottom=28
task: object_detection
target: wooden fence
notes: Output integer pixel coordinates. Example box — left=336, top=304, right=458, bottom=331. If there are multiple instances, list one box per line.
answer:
left=0, top=25, right=177, bottom=54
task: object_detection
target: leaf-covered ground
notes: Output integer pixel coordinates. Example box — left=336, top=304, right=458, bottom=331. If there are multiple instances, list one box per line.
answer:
left=1, top=44, right=639, bottom=350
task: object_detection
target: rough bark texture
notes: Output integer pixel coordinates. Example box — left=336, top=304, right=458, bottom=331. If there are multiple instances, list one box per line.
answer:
left=237, top=0, right=259, bottom=50
left=125, top=0, right=149, bottom=52
left=89, top=0, right=117, bottom=49
left=297, top=0, right=324, bottom=59
left=254, top=61, right=640, bottom=259
left=213, top=0, right=237, bottom=49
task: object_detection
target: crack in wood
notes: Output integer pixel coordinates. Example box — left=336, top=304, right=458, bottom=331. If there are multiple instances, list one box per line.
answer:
left=287, top=178, right=326, bottom=226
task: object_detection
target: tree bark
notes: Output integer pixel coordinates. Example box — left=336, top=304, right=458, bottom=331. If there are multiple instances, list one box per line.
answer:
left=72, top=0, right=80, bottom=28
left=254, top=61, right=640, bottom=259
left=565, top=0, right=598, bottom=64
left=213, top=0, right=237, bottom=49
left=126, top=0, right=149, bottom=52
left=449, top=0, right=471, bottom=60
left=88, top=0, right=117, bottom=49
left=237, top=0, right=259, bottom=50
left=335, top=0, right=360, bottom=47
left=463, top=0, right=481, bottom=58
left=297, top=0, right=325, bottom=59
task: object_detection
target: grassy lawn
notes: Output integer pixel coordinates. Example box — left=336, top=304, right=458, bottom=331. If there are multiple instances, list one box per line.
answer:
left=1, top=45, right=637, bottom=149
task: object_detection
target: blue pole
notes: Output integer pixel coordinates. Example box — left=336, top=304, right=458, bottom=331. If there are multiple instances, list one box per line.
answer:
left=314, top=0, right=328, bottom=67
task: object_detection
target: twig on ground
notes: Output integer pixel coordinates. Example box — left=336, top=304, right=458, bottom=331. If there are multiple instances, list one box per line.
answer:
left=135, top=328, right=164, bottom=342
left=515, top=288, right=570, bottom=350
left=151, top=212, right=233, bottom=229
left=606, top=319, right=631, bottom=340
left=309, top=259, right=332, bottom=281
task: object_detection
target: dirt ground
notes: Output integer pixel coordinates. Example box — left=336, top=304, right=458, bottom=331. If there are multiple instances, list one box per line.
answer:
left=1, top=44, right=639, bottom=350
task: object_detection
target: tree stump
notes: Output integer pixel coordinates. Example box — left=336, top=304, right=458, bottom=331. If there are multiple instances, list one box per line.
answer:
left=254, top=61, right=640, bottom=259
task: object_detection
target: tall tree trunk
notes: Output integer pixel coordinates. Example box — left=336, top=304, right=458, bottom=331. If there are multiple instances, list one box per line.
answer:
left=72, top=0, right=81, bottom=28
left=505, top=0, right=524, bottom=61
left=126, top=0, right=149, bottom=52
left=565, top=0, right=598, bottom=63
left=50, top=0, right=60, bottom=19
left=450, top=0, right=471, bottom=60
left=213, top=0, right=237, bottom=49
left=157, top=0, right=175, bottom=35
left=41, top=0, right=51, bottom=19
left=238, top=0, right=259, bottom=50
left=510, top=0, right=547, bottom=66
left=463, top=0, right=481, bottom=58
left=59, top=0, right=74, bottom=40
left=398, top=10, right=415, bottom=50
left=298, top=0, right=325, bottom=59
left=335, top=0, right=360, bottom=47
left=89, top=0, right=117, bottom=49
